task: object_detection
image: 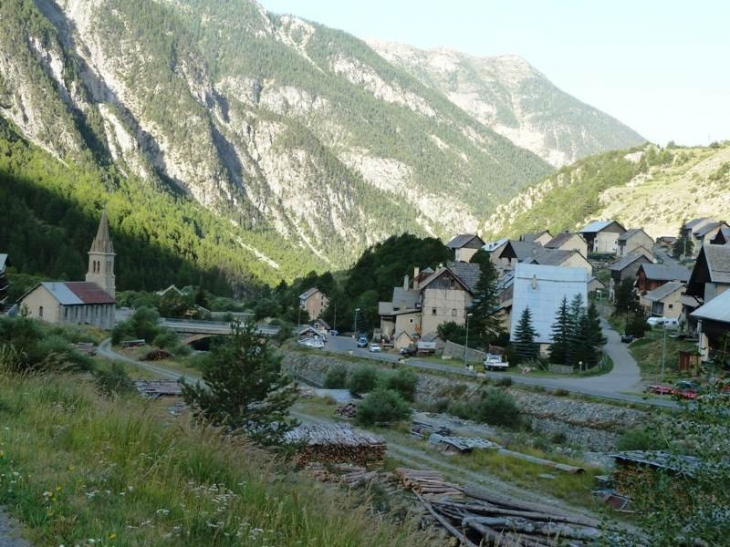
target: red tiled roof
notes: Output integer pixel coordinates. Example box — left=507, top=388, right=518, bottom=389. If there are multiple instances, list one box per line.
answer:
left=64, top=282, right=115, bottom=304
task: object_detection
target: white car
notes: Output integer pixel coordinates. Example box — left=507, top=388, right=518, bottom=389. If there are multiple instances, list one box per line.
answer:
left=647, top=317, right=679, bottom=329
left=369, top=343, right=382, bottom=353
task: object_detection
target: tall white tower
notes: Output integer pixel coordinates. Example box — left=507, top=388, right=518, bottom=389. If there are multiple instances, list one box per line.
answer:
left=85, top=209, right=116, bottom=297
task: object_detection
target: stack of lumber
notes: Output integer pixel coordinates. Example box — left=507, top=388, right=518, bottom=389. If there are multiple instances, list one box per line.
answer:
left=134, top=380, right=182, bottom=398
left=396, top=468, right=462, bottom=498
left=335, top=402, right=357, bottom=418
left=428, top=433, right=500, bottom=454
left=417, top=483, right=613, bottom=546
left=305, top=463, right=378, bottom=488
left=284, top=424, right=385, bottom=466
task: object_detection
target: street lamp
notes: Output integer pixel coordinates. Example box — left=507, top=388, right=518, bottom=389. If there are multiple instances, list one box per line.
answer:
left=354, top=308, right=361, bottom=336
left=464, top=312, right=473, bottom=368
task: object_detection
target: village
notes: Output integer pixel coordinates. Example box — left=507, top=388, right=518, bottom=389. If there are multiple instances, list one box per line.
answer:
left=1, top=214, right=729, bottom=546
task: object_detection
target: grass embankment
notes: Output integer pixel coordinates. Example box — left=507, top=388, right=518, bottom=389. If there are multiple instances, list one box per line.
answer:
left=628, top=329, right=698, bottom=379
left=0, top=373, right=424, bottom=547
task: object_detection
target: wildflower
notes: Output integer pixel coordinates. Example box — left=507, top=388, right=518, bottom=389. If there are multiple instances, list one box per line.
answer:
left=67, top=465, right=74, bottom=471
left=0, top=451, right=5, bottom=457
left=108, top=533, right=117, bottom=540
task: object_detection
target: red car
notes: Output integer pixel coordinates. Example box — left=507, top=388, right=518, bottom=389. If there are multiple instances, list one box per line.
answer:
left=645, top=384, right=674, bottom=395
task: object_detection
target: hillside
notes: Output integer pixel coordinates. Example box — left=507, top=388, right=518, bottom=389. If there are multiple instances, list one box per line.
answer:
left=0, top=0, right=557, bottom=275
left=484, top=142, right=730, bottom=239
left=368, top=41, right=646, bottom=167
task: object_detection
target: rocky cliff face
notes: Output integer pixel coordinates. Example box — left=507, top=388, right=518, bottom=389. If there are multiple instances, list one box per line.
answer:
left=0, top=0, right=641, bottom=274
left=367, top=40, right=646, bottom=167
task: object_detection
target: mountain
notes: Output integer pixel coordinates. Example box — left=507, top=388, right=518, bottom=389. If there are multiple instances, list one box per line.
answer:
left=484, top=142, right=730, bottom=240
left=0, top=0, right=643, bottom=287
left=367, top=41, right=646, bottom=167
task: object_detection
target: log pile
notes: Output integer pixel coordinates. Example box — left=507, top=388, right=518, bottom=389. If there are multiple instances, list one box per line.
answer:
left=417, top=483, right=612, bottom=546
left=396, top=468, right=462, bottom=498
left=134, top=379, right=182, bottom=397
left=141, top=348, right=173, bottom=361
left=284, top=424, right=385, bottom=466
left=335, top=402, right=357, bottom=418
left=305, top=463, right=379, bottom=488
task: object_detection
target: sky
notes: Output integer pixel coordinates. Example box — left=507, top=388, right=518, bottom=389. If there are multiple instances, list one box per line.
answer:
left=259, top=0, right=729, bottom=146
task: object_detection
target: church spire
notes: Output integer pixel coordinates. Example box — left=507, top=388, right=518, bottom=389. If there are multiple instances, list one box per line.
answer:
left=90, top=209, right=114, bottom=254
left=86, top=209, right=116, bottom=297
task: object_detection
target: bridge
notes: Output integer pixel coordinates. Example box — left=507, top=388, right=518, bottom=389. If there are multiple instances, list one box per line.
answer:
left=159, top=318, right=280, bottom=337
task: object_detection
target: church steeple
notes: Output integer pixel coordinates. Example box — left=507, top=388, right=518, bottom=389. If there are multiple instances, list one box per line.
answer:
left=86, top=209, right=116, bottom=297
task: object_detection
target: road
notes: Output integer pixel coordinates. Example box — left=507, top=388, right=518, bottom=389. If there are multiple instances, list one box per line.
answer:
left=321, top=324, right=679, bottom=409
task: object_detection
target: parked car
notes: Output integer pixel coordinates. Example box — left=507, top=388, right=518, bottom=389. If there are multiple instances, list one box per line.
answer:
left=399, top=345, right=417, bottom=356
left=369, top=343, right=382, bottom=353
left=483, top=353, right=509, bottom=371
left=356, top=336, right=368, bottom=348
left=673, top=380, right=700, bottom=399
left=647, top=317, right=679, bottom=329
left=329, top=329, right=339, bottom=337
left=645, top=383, right=674, bottom=395
left=620, top=333, right=635, bottom=343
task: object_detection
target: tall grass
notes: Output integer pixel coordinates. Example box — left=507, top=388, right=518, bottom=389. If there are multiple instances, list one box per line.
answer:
left=0, top=373, right=424, bottom=546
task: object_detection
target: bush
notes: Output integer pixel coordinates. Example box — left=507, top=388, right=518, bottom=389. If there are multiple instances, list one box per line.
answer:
left=95, top=362, right=134, bottom=396
left=324, top=366, right=348, bottom=389
left=348, top=366, right=380, bottom=395
left=355, top=389, right=412, bottom=426
left=475, top=389, right=522, bottom=429
left=381, top=369, right=418, bottom=401
left=495, top=376, right=513, bottom=388
left=616, top=426, right=667, bottom=451
left=446, top=399, right=473, bottom=420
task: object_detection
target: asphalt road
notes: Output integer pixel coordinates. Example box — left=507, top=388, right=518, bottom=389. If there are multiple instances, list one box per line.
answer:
left=321, top=325, right=679, bottom=409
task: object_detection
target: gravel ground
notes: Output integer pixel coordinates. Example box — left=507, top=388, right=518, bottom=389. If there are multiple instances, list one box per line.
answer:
left=0, top=509, right=31, bottom=547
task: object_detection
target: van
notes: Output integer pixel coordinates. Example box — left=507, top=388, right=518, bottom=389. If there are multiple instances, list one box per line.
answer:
left=647, top=317, right=679, bottom=329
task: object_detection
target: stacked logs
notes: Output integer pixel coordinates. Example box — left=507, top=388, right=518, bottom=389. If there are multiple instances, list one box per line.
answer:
left=284, top=424, right=385, bottom=466
left=415, top=483, right=614, bottom=547
left=335, top=402, right=358, bottom=418
left=396, top=468, right=462, bottom=498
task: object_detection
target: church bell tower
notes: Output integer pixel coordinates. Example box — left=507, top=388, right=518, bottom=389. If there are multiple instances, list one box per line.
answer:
left=86, top=209, right=116, bottom=297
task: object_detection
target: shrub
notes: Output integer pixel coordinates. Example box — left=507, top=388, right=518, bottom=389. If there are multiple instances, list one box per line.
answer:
left=382, top=369, right=418, bottom=401
left=95, top=362, right=134, bottom=396
left=475, top=389, right=522, bottom=429
left=348, top=366, right=380, bottom=395
left=324, top=366, right=348, bottom=389
left=446, top=399, right=473, bottom=420
left=616, top=426, right=667, bottom=451
left=496, top=376, right=513, bottom=388
left=554, top=388, right=569, bottom=397
left=355, top=389, right=411, bottom=426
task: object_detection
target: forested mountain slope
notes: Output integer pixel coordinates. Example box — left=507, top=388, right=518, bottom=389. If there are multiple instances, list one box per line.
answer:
left=368, top=41, right=646, bottom=167
left=484, top=142, right=730, bottom=239
left=0, top=0, right=554, bottom=274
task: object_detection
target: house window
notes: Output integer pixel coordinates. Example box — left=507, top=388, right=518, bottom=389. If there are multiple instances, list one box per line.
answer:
left=431, top=308, right=437, bottom=315
left=668, top=304, right=674, bottom=309
left=38, top=306, right=43, bottom=318
left=64, top=307, right=68, bottom=319
left=451, top=309, right=457, bottom=317
left=409, top=318, right=414, bottom=324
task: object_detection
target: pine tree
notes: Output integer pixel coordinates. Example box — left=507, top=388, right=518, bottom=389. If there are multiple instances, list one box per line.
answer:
left=468, top=255, right=504, bottom=348
left=548, top=296, right=571, bottom=364
left=566, top=293, right=585, bottom=367
left=513, top=307, right=539, bottom=362
left=181, top=322, right=298, bottom=445
left=583, top=301, right=607, bottom=368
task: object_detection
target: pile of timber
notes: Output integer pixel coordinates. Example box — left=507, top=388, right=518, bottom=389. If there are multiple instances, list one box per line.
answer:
left=418, top=483, right=613, bottom=547
left=335, top=402, right=357, bottom=418
left=72, top=342, right=96, bottom=355
left=396, top=468, right=462, bottom=498
left=306, top=463, right=378, bottom=488
left=284, top=424, right=385, bottom=466
left=428, top=433, right=500, bottom=454
left=141, top=348, right=173, bottom=361
left=134, top=379, right=182, bottom=398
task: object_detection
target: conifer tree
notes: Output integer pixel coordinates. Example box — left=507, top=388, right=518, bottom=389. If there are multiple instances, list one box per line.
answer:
left=548, top=296, right=571, bottom=364
left=566, top=293, right=585, bottom=367
left=583, top=301, right=607, bottom=368
left=181, top=321, right=298, bottom=445
left=513, top=307, right=539, bottom=362
left=468, top=253, right=505, bottom=348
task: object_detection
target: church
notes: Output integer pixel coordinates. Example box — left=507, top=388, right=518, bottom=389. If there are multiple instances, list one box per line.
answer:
left=18, top=211, right=117, bottom=330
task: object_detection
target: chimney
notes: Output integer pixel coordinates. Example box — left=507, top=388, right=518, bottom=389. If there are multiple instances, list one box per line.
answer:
left=403, top=275, right=409, bottom=290
left=413, top=267, right=420, bottom=290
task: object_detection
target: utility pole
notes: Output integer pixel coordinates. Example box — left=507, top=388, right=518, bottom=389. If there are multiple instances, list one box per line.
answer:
left=354, top=307, right=361, bottom=337
left=464, top=312, right=473, bottom=368
left=660, top=325, right=667, bottom=382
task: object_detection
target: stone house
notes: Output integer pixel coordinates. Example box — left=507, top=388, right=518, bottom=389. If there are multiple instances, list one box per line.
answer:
left=519, top=231, right=553, bottom=246
left=690, top=289, right=730, bottom=361
left=709, top=226, right=730, bottom=245
left=691, top=221, right=729, bottom=254
left=531, top=248, right=593, bottom=276
left=685, top=244, right=730, bottom=305
left=299, top=287, right=329, bottom=320
left=378, top=262, right=480, bottom=348
left=617, top=228, right=654, bottom=258
left=544, top=232, right=588, bottom=257
left=446, top=234, right=485, bottom=263
left=19, top=281, right=116, bottom=330
left=642, top=281, right=685, bottom=319
left=636, top=264, right=690, bottom=295
left=510, top=263, right=588, bottom=355
left=494, top=240, right=540, bottom=270
left=608, top=253, right=654, bottom=300
left=579, top=220, right=626, bottom=255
